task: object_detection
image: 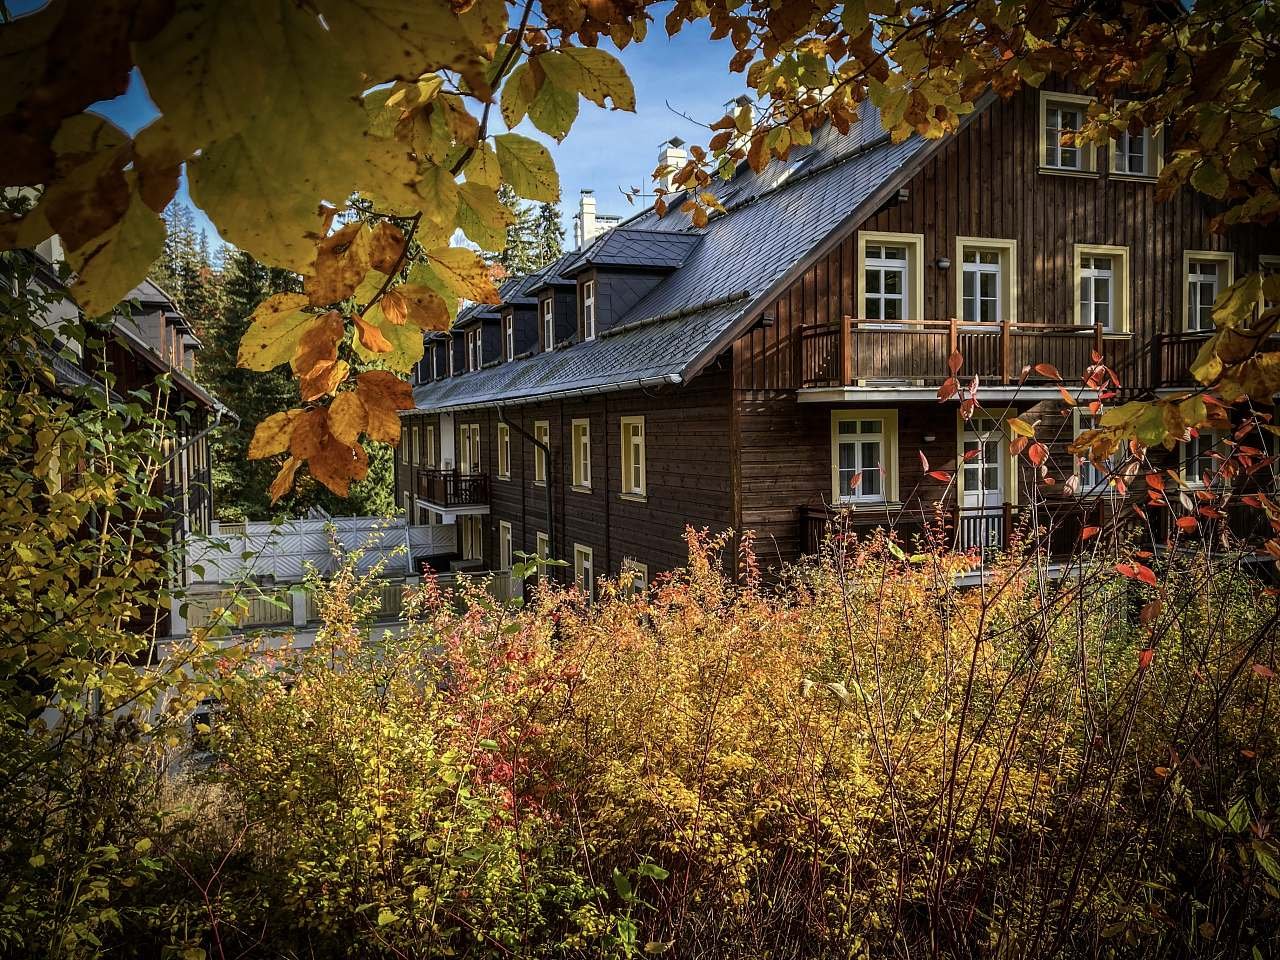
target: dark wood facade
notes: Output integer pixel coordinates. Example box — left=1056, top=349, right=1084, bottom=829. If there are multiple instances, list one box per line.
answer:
left=403, top=86, right=1280, bottom=583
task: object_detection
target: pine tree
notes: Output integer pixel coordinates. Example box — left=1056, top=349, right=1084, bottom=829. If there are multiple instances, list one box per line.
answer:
left=152, top=203, right=226, bottom=346
left=532, top=202, right=564, bottom=267
left=494, top=184, right=539, bottom=277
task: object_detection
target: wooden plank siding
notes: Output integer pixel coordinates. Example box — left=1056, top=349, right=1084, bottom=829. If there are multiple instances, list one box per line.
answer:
left=733, top=85, right=1280, bottom=393
left=396, top=365, right=734, bottom=583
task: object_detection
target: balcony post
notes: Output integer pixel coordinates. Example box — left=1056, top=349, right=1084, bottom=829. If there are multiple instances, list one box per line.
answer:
left=1093, top=320, right=1103, bottom=359
left=840, top=315, right=852, bottom=386
left=948, top=316, right=958, bottom=357
left=1002, top=501, right=1013, bottom=547
left=795, top=322, right=806, bottom=386
left=1000, top=320, right=1011, bottom=384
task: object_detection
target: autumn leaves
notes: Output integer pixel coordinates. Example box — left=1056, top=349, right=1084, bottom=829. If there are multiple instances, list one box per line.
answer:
left=239, top=219, right=496, bottom=503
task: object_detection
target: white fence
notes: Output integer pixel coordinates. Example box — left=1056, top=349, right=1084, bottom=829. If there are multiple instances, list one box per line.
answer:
left=187, top=515, right=456, bottom=585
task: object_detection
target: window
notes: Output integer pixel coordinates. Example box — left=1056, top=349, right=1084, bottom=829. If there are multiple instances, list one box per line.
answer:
left=573, top=544, right=594, bottom=599
left=620, top=416, right=646, bottom=498
left=956, top=238, right=1017, bottom=325
left=460, top=516, right=484, bottom=561
left=1040, top=92, right=1096, bottom=173
left=831, top=411, right=898, bottom=504
left=424, top=423, right=436, bottom=468
left=498, top=521, right=512, bottom=570
left=458, top=423, right=481, bottom=474
left=621, top=558, right=648, bottom=596
left=1073, top=410, right=1122, bottom=496
left=857, top=232, right=923, bottom=326
left=447, top=335, right=456, bottom=376
left=1112, top=126, right=1162, bottom=178
left=541, top=297, right=555, bottom=351
left=536, top=531, right=550, bottom=578
left=582, top=280, right=596, bottom=340
left=958, top=415, right=1012, bottom=507
left=432, top=342, right=442, bottom=379
left=533, top=420, right=549, bottom=485
left=410, top=424, right=420, bottom=466
left=502, top=315, right=514, bottom=360
left=1074, top=244, right=1129, bottom=333
left=465, top=328, right=482, bottom=371
left=1184, top=429, right=1228, bottom=488
left=571, top=419, right=591, bottom=490
left=1184, top=251, right=1235, bottom=331
left=496, top=423, right=510, bottom=479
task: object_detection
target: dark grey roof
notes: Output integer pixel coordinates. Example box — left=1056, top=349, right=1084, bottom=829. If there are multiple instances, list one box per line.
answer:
left=525, top=249, right=580, bottom=295
left=563, top=227, right=702, bottom=274
left=413, top=102, right=949, bottom=413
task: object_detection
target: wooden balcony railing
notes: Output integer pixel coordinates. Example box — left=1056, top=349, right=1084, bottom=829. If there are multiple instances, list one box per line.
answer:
left=415, top=468, right=489, bottom=508
left=798, top=317, right=1107, bottom=388
left=1151, top=331, right=1211, bottom=387
left=798, top=502, right=1019, bottom=555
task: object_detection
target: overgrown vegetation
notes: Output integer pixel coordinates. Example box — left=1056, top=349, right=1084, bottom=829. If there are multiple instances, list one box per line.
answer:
left=5, top=493, right=1278, bottom=958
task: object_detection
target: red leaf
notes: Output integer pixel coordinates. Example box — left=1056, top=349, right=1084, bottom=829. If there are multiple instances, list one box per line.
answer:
left=1034, top=362, right=1062, bottom=380
left=1081, top=526, right=1101, bottom=540
left=947, top=349, right=963, bottom=375
left=1115, top=562, right=1158, bottom=587
left=928, top=470, right=952, bottom=482
left=1176, top=516, right=1199, bottom=532
left=1091, top=349, right=1103, bottom=363
left=918, top=450, right=929, bottom=473
left=1027, top=442, right=1049, bottom=466
left=1140, top=599, right=1163, bottom=624
left=1138, top=648, right=1155, bottom=670
left=1252, top=663, right=1277, bottom=679
left=963, top=447, right=981, bottom=462
left=1010, top=435, right=1028, bottom=456
left=1147, top=473, right=1165, bottom=492
left=848, top=472, right=862, bottom=490
left=937, top=377, right=958, bottom=401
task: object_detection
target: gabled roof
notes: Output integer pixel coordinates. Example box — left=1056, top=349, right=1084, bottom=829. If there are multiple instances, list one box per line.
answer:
left=562, top=227, right=702, bottom=275
left=413, top=100, right=979, bottom=413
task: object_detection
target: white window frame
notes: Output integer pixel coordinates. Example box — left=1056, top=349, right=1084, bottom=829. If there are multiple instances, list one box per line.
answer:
left=620, top=416, right=646, bottom=499
left=424, top=423, right=436, bottom=469
left=956, top=413, right=1017, bottom=508
left=857, top=232, right=924, bottom=328
left=496, top=422, right=510, bottom=480
left=533, top=420, right=549, bottom=486
left=458, top=423, right=481, bottom=474
left=432, top=341, right=442, bottom=379
left=830, top=409, right=898, bottom=505
left=1039, top=91, right=1097, bottom=175
left=582, top=280, right=596, bottom=341
left=447, top=334, right=456, bottom=376
left=571, top=418, right=591, bottom=490
left=1183, top=250, right=1235, bottom=332
left=1073, top=244, right=1129, bottom=333
left=498, top=520, right=512, bottom=571
left=541, top=297, right=555, bottom=351
left=503, top=315, right=514, bottom=361
left=955, top=237, right=1018, bottom=325
left=1182, top=429, right=1229, bottom=489
left=574, top=543, right=594, bottom=599
left=1111, top=125, right=1163, bottom=179
left=460, top=515, right=483, bottom=561
left=1257, top=254, right=1280, bottom=317
left=621, top=557, right=648, bottom=596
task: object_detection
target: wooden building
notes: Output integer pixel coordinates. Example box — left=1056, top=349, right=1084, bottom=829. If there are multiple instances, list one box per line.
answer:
left=397, top=86, right=1280, bottom=592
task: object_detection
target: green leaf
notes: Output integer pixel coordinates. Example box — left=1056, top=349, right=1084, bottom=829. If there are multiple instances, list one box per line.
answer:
left=528, top=81, right=580, bottom=142
left=549, top=46, right=636, bottom=111
left=499, top=61, right=540, bottom=129
left=494, top=133, right=560, bottom=203
left=612, top=868, right=633, bottom=902
left=1191, top=161, right=1228, bottom=200
left=376, top=907, right=398, bottom=926
left=236, top=293, right=314, bottom=372
left=1257, top=848, right=1280, bottom=882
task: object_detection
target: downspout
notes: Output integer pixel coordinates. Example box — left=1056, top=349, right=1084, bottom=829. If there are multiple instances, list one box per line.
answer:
left=495, top=404, right=554, bottom=575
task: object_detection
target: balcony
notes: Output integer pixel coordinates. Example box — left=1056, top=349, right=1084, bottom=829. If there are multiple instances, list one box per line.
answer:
left=415, top=468, right=490, bottom=513
left=798, top=317, right=1110, bottom=390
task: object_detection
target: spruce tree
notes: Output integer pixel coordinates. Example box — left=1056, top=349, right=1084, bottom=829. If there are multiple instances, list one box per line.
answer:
left=532, top=202, right=564, bottom=268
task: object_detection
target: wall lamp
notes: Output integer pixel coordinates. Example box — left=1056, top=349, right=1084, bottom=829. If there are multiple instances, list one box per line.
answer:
left=935, top=258, right=951, bottom=270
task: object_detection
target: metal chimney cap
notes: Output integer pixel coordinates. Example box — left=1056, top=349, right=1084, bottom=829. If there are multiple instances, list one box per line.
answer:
left=665, top=136, right=686, bottom=148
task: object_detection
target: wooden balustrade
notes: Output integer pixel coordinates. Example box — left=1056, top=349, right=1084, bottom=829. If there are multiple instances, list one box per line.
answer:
left=799, top=502, right=1024, bottom=555
left=416, top=468, right=489, bottom=508
left=799, top=317, right=1107, bottom=388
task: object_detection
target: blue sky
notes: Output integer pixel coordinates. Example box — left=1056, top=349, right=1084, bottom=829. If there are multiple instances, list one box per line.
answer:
left=84, top=20, right=746, bottom=251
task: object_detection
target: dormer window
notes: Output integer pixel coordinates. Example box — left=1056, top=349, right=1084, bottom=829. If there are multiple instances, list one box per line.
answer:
left=503, top=315, right=514, bottom=361
left=582, top=280, right=596, bottom=341
left=432, top=342, right=441, bottom=379
left=447, top=335, right=456, bottom=376
left=465, top=328, right=482, bottom=371
left=541, top=297, right=555, bottom=352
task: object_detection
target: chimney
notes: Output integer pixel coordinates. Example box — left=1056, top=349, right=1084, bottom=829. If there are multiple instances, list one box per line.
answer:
left=657, top=136, right=687, bottom=192
left=574, top=189, right=596, bottom=250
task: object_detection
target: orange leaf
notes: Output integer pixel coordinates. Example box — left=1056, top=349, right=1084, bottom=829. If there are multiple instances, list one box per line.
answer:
left=1059, top=387, right=1076, bottom=406
left=1115, top=562, right=1158, bottom=587
left=305, top=221, right=371, bottom=305
left=355, top=315, right=393, bottom=353
left=947, top=349, right=963, bottom=375
left=1034, top=362, right=1062, bottom=380
left=269, top=456, right=301, bottom=504
left=1138, top=648, right=1155, bottom=670
left=328, top=391, right=367, bottom=446
left=937, top=377, right=958, bottom=401
left=309, top=437, right=368, bottom=497
left=1252, top=663, right=1277, bottom=679
left=299, top=359, right=349, bottom=402
left=1027, top=442, right=1049, bottom=466
left=248, top=409, right=304, bottom=460
left=1176, top=516, right=1199, bottom=532
left=367, top=221, right=406, bottom=274
left=356, top=370, right=414, bottom=444
left=1081, top=526, right=1101, bottom=540
left=289, top=408, right=330, bottom=460
left=291, top=310, right=344, bottom=376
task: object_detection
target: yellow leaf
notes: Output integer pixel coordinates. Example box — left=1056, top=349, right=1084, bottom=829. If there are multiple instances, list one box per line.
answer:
left=66, top=179, right=166, bottom=318
left=367, top=221, right=406, bottom=274
left=494, top=132, right=560, bottom=203
left=389, top=283, right=451, bottom=330
left=413, top=164, right=460, bottom=229
left=351, top=304, right=425, bottom=372
left=1008, top=417, right=1035, bottom=438
left=425, top=246, right=501, bottom=303
left=269, top=456, right=302, bottom=504
left=306, top=222, right=373, bottom=306
left=328, top=391, right=367, bottom=446
left=456, top=181, right=515, bottom=251
left=237, top=293, right=313, bottom=372
left=545, top=46, right=636, bottom=111
left=248, top=409, right=305, bottom=460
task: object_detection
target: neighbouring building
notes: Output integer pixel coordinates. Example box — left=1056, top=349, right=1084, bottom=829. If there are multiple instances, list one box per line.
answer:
left=572, top=189, right=623, bottom=250
left=396, top=86, right=1280, bottom=594
left=15, top=239, right=227, bottom=637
